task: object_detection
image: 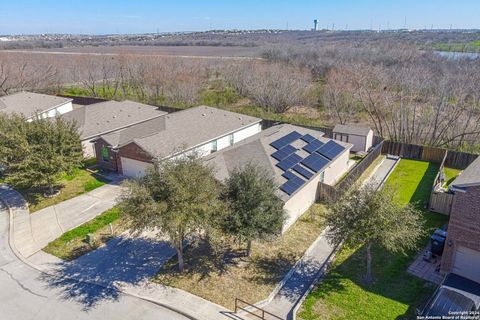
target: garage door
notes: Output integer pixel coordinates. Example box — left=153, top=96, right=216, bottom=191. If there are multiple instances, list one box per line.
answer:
left=453, top=246, right=480, bottom=283
left=120, top=157, right=151, bottom=178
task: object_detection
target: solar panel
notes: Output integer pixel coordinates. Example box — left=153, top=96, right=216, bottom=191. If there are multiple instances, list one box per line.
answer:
left=270, top=131, right=303, bottom=150
left=303, top=139, right=324, bottom=154
left=271, top=145, right=297, bottom=161
left=276, top=153, right=302, bottom=171
left=282, top=171, right=297, bottom=180
left=280, top=173, right=306, bottom=195
left=292, top=164, right=314, bottom=179
left=301, top=153, right=330, bottom=173
left=317, top=140, right=345, bottom=160
left=301, top=134, right=316, bottom=143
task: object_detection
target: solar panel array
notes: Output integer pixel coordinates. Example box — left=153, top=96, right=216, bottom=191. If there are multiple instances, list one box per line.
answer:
left=280, top=171, right=306, bottom=195
left=301, top=153, right=330, bottom=173
left=303, top=139, right=324, bottom=153
left=317, top=140, right=344, bottom=160
left=276, top=153, right=302, bottom=171
left=271, top=131, right=346, bottom=196
left=271, top=144, right=296, bottom=161
left=270, top=131, right=303, bottom=150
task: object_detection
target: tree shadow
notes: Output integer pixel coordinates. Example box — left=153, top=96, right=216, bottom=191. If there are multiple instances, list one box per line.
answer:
left=410, top=162, right=440, bottom=208
left=39, top=236, right=175, bottom=310
left=248, top=252, right=298, bottom=286
left=157, top=238, right=245, bottom=284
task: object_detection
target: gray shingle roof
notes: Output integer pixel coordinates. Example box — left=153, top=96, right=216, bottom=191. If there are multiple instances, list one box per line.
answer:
left=451, top=156, right=480, bottom=188
left=61, top=100, right=166, bottom=140
left=100, top=106, right=261, bottom=158
left=204, top=124, right=352, bottom=202
left=0, top=92, right=72, bottom=117
left=333, top=124, right=372, bottom=136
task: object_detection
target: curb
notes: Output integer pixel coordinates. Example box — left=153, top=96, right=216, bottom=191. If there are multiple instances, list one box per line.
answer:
left=0, top=185, right=203, bottom=320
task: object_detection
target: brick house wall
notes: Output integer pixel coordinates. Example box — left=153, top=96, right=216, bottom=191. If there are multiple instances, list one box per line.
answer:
left=441, top=185, right=480, bottom=273
left=94, top=138, right=153, bottom=175
left=94, top=138, right=119, bottom=172
left=116, top=142, right=153, bottom=174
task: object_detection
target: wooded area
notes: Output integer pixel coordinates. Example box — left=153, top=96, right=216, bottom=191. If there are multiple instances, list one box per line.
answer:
left=1, top=33, right=480, bottom=153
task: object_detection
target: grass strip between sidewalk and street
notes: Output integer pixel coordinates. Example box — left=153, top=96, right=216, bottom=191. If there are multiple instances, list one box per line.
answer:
left=43, top=206, right=125, bottom=261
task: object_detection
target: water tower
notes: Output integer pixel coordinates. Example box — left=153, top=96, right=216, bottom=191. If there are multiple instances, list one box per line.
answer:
left=313, top=19, right=318, bottom=31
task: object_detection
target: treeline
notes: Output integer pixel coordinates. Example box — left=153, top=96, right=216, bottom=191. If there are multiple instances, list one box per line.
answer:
left=1, top=40, right=479, bottom=152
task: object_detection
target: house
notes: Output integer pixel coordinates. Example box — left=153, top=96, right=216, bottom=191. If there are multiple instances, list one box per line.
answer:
left=441, top=156, right=480, bottom=284
left=93, top=106, right=262, bottom=177
left=333, top=124, right=373, bottom=153
left=60, top=100, right=167, bottom=157
left=0, top=92, right=73, bottom=121
left=204, top=124, right=353, bottom=230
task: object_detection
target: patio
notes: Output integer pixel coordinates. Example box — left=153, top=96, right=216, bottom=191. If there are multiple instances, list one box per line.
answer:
left=407, top=245, right=445, bottom=285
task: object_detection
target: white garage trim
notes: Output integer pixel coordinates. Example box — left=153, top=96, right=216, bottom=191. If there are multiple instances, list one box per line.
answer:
left=121, top=157, right=152, bottom=178
left=453, top=246, right=480, bottom=283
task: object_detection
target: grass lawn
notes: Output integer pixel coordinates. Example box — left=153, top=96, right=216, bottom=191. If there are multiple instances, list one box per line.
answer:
left=443, top=167, right=461, bottom=187
left=153, top=204, right=327, bottom=310
left=43, top=207, right=125, bottom=260
left=299, top=159, right=448, bottom=320
left=20, top=167, right=110, bottom=213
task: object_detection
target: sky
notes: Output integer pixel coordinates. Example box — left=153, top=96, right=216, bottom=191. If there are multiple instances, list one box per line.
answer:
left=1, top=0, right=480, bottom=35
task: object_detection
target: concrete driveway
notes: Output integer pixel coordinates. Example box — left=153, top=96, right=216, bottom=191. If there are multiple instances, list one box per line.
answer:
left=7, top=183, right=123, bottom=258
left=0, top=203, right=189, bottom=320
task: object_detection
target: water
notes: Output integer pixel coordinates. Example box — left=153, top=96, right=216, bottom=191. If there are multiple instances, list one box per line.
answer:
left=434, top=50, right=480, bottom=60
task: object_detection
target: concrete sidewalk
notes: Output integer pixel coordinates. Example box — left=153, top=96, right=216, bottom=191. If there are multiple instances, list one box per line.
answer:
left=362, top=156, right=399, bottom=189
left=0, top=183, right=122, bottom=258
left=259, top=156, right=400, bottom=320
left=0, top=184, right=238, bottom=320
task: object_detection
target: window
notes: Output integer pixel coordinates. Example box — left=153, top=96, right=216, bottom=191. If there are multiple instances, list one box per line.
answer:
left=229, top=134, right=234, bottom=146
left=319, top=171, right=325, bottom=183
left=211, top=140, right=218, bottom=153
left=101, top=146, right=109, bottom=162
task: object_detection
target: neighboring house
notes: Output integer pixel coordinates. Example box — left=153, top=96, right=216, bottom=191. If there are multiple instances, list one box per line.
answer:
left=333, top=124, right=373, bottom=153
left=441, top=156, right=480, bottom=284
left=93, top=106, right=262, bottom=177
left=0, top=91, right=73, bottom=121
left=60, top=100, right=167, bottom=157
left=204, top=124, right=353, bottom=230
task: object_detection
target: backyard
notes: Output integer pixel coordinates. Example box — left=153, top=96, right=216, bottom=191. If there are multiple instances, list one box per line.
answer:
left=298, top=159, right=449, bottom=320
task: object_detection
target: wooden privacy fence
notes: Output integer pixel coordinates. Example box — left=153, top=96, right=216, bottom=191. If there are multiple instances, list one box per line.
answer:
left=382, top=141, right=478, bottom=170
left=318, top=140, right=384, bottom=202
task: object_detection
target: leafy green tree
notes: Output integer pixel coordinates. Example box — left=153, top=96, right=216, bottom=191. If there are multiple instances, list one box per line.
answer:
left=222, top=163, right=285, bottom=257
left=1, top=115, right=83, bottom=194
left=0, top=113, right=29, bottom=170
left=119, top=154, right=223, bottom=272
left=324, top=183, right=423, bottom=283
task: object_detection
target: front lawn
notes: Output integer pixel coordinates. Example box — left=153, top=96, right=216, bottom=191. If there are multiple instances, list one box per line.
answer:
left=299, top=159, right=448, bottom=320
left=153, top=204, right=327, bottom=310
left=43, top=206, right=125, bottom=260
left=20, top=167, right=110, bottom=213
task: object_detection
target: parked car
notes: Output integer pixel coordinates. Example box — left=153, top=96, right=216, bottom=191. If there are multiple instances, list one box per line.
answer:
left=419, top=273, right=480, bottom=317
